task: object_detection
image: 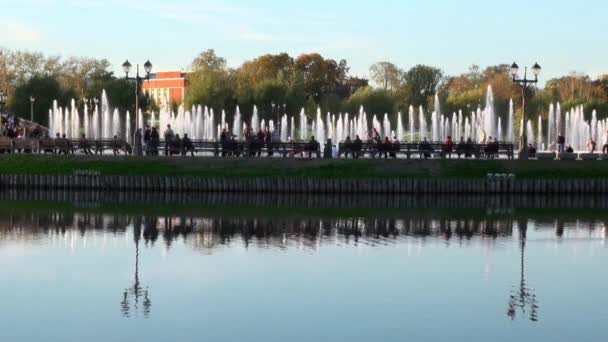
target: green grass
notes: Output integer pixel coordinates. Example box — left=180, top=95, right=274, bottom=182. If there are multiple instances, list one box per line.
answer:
left=0, top=154, right=607, bottom=179
left=2, top=199, right=608, bottom=221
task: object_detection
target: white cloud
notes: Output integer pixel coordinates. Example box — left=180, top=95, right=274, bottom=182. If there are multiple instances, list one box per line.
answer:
left=0, top=18, right=41, bottom=43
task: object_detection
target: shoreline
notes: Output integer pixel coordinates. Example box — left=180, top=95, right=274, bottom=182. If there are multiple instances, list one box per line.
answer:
left=1, top=173, right=607, bottom=194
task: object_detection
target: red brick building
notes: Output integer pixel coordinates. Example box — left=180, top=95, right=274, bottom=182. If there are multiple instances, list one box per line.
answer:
left=142, top=71, right=188, bottom=105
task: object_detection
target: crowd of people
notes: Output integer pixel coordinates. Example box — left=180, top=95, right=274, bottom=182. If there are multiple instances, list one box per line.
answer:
left=4, top=115, right=608, bottom=159
left=1, top=114, right=45, bottom=139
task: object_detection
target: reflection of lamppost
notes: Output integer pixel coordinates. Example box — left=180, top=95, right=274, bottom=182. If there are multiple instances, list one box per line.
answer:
left=29, top=96, right=35, bottom=122
left=506, top=220, right=539, bottom=322
left=121, top=223, right=151, bottom=318
left=511, top=62, right=542, bottom=160
left=123, top=59, right=153, bottom=155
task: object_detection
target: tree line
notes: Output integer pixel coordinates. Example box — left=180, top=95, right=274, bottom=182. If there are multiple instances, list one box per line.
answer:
left=2, top=47, right=608, bottom=129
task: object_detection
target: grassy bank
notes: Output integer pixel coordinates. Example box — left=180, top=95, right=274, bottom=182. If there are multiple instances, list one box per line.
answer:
left=2, top=199, right=608, bottom=221
left=0, top=154, right=607, bottom=179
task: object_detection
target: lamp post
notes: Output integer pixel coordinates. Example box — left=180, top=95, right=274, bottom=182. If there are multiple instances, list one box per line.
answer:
left=511, top=62, right=541, bottom=160
left=29, top=96, right=35, bottom=122
left=0, top=89, right=6, bottom=136
left=0, top=89, right=7, bottom=114
left=123, top=59, right=152, bottom=155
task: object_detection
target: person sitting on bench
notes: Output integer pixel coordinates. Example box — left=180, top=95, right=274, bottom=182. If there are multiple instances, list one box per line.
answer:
left=442, top=135, right=454, bottom=158
left=80, top=134, right=92, bottom=155
left=343, top=136, right=353, bottom=158
left=353, top=135, right=363, bottom=159
left=306, top=135, right=320, bottom=158
left=420, top=138, right=432, bottom=159
left=182, top=134, right=195, bottom=157
left=112, top=135, right=121, bottom=155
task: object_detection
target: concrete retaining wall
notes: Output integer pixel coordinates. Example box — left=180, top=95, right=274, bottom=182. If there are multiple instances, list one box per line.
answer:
left=0, top=174, right=607, bottom=194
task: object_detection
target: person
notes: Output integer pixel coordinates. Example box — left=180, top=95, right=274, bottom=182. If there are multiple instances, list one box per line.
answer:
left=353, top=135, right=363, bottom=159
left=456, top=137, right=466, bottom=158
left=390, top=136, right=399, bottom=158
left=343, top=136, right=353, bottom=158
left=603, top=130, right=608, bottom=154
left=164, top=124, right=174, bottom=156
left=528, top=143, right=537, bottom=158
left=381, top=136, right=394, bottom=159
left=80, top=133, right=92, bottom=155
left=59, top=133, right=71, bottom=155
left=371, top=128, right=380, bottom=143
left=112, top=135, right=121, bottom=155
left=420, top=137, right=432, bottom=159
left=182, top=133, right=194, bottom=157
left=442, top=135, right=454, bottom=158
left=587, top=139, right=597, bottom=154
left=307, top=135, right=319, bottom=158
left=30, top=125, right=42, bottom=139
left=144, top=125, right=152, bottom=155
left=557, top=133, right=566, bottom=153
left=264, top=127, right=273, bottom=157
left=255, top=129, right=265, bottom=157
left=566, top=145, right=574, bottom=153
left=149, top=127, right=160, bottom=156
left=463, top=137, right=474, bottom=158
left=171, top=134, right=182, bottom=156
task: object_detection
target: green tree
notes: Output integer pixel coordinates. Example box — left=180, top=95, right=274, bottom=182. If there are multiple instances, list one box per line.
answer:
left=191, top=49, right=227, bottom=73
left=9, top=74, right=74, bottom=125
left=345, top=86, right=396, bottom=116
left=404, top=65, right=444, bottom=108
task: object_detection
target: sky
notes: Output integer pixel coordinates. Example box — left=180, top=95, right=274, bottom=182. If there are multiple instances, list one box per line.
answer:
left=1, top=0, right=606, bottom=83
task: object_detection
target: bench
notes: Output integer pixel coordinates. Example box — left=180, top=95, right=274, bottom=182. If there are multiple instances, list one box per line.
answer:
left=13, top=138, right=38, bottom=153
left=578, top=153, right=599, bottom=161
left=535, top=152, right=556, bottom=160
left=0, top=137, right=14, bottom=153
left=94, top=139, right=132, bottom=155
left=558, top=153, right=577, bottom=160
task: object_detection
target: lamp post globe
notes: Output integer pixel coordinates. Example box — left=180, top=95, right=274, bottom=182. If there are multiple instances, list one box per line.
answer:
left=122, top=60, right=132, bottom=76
left=532, top=62, right=541, bottom=77
left=511, top=62, right=520, bottom=78
left=144, top=60, right=153, bottom=75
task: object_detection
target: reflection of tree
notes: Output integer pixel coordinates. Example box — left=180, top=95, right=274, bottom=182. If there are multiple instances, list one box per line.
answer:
left=507, top=220, right=539, bottom=322
left=121, top=220, right=151, bottom=318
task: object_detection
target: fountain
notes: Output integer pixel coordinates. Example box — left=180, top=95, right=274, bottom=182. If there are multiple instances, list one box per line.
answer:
left=45, top=85, right=607, bottom=151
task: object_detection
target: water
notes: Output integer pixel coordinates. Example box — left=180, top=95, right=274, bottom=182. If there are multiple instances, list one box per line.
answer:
left=0, top=192, right=607, bottom=341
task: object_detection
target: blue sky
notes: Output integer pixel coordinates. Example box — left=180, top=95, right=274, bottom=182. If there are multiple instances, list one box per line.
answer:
left=1, top=0, right=606, bottom=83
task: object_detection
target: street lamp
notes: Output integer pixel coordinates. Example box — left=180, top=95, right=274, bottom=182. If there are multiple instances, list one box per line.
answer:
left=511, top=62, right=541, bottom=160
left=123, top=59, right=152, bottom=155
left=0, top=89, right=7, bottom=114
left=29, top=96, right=35, bottom=122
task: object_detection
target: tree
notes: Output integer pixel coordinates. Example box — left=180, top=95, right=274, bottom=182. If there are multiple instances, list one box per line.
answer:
left=345, top=86, right=396, bottom=116
left=404, top=65, right=444, bottom=108
left=294, top=53, right=348, bottom=99
left=9, top=74, right=73, bottom=125
left=369, top=62, right=403, bottom=91
left=191, top=49, right=227, bottom=73
left=185, top=69, right=234, bottom=114
left=60, top=57, right=111, bottom=98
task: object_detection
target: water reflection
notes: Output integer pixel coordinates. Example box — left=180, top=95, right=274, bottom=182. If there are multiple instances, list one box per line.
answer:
left=1, top=212, right=605, bottom=251
left=121, top=223, right=151, bottom=318
left=0, top=194, right=607, bottom=328
left=507, top=221, right=539, bottom=322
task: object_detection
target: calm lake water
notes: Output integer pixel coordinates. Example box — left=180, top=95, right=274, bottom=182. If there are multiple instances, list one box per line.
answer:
left=0, top=192, right=606, bottom=342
